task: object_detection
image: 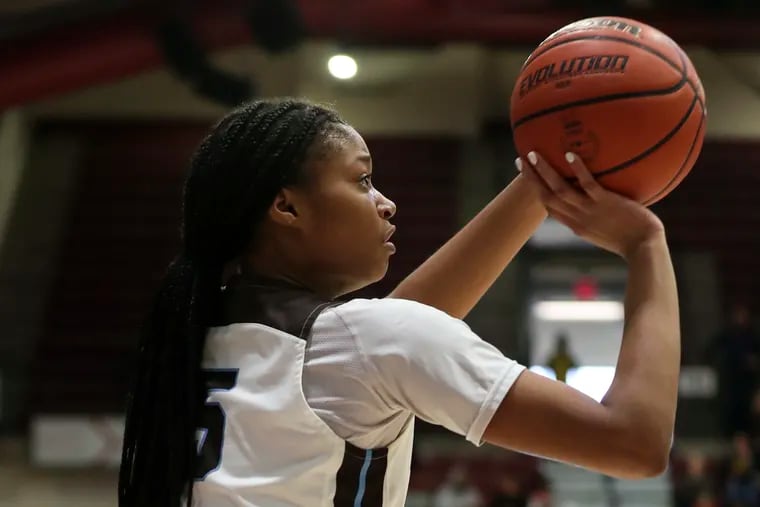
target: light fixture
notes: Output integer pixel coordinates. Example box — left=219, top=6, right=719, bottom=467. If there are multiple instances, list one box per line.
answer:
left=328, top=54, right=357, bottom=79
left=532, top=300, right=624, bottom=322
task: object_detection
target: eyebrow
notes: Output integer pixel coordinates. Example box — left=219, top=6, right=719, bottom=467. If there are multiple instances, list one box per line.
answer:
left=356, top=154, right=372, bottom=166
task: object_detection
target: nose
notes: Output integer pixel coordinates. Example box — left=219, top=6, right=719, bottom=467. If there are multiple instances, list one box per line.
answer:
left=377, top=192, right=396, bottom=220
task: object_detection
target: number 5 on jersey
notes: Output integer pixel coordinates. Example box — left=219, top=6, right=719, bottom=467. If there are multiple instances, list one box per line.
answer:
left=195, top=369, right=239, bottom=480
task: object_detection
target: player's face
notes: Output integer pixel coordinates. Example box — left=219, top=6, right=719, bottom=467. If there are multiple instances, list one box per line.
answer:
left=295, top=125, right=397, bottom=294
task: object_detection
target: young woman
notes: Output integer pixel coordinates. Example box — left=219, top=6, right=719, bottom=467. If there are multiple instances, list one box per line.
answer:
left=118, top=98, right=679, bottom=506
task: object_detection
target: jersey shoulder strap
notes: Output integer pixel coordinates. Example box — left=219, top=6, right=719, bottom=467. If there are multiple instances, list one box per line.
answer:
left=219, top=274, right=343, bottom=339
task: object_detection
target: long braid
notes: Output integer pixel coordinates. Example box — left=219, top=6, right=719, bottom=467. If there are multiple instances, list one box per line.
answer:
left=119, top=98, right=346, bottom=507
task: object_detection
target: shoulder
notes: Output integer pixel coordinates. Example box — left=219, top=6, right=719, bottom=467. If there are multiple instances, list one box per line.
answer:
left=327, top=297, right=468, bottom=331
left=313, top=297, right=524, bottom=444
left=320, top=297, right=473, bottom=344
left=314, top=297, right=482, bottom=361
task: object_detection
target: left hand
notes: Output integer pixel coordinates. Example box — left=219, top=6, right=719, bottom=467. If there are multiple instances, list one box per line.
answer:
left=517, top=151, right=665, bottom=260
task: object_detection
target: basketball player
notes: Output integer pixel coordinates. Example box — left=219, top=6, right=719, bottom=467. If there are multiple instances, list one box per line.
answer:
left=118, top=98, right=679, bottom=506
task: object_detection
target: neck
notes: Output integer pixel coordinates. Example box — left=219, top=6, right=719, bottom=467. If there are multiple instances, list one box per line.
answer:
left=243, top=248, right=348, bottom=300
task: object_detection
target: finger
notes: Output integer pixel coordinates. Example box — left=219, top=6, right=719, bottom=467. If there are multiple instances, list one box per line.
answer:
left=521, top=158, right=580, bottom=217
left=519, top=156, right=549, bottom=194
left=528, top=151, right=587, bottom=209
left=565, top=152, right=604, bottom=201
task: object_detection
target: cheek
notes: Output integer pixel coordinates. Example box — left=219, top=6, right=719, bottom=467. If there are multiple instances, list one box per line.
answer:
left=306, top=196, right=378, bottom=250
left=312, top=189, right=377, bottom=230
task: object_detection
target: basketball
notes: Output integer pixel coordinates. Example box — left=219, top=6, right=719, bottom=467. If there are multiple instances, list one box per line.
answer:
left=510, top=16, right=707, bottom=205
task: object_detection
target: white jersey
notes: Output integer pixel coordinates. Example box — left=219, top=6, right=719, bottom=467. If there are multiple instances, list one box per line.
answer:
left=192, top=275, right=525, bottom=506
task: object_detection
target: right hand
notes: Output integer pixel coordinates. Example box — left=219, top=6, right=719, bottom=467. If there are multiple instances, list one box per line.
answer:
left=518, top=151, right=665, bottom=259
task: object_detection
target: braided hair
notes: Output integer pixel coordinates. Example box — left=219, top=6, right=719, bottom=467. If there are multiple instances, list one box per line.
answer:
left=118, top=98, right=347, bottom=507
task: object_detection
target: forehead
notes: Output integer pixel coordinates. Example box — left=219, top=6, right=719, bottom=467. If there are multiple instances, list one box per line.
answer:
left=308, top=124, right=370, bottom=178
left=324, top=124, right=368, bottom=156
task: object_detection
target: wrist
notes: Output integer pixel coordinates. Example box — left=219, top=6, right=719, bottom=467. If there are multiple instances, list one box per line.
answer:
left=623, top=228, right=667, bottom=261
left=511, top=173, right=548, bottom=213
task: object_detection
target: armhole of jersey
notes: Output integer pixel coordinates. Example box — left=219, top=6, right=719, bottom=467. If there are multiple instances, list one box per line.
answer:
left=293, top=301, right=348, bottom=443
left=299, top=300, right=346, bottom=340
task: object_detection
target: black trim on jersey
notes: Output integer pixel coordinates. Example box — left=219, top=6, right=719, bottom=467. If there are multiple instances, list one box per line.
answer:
left=218, top=274, right=392, bottom=505
left=334, top=442, right=389, bottom=507
left=220, top=274, right=342, bottom=339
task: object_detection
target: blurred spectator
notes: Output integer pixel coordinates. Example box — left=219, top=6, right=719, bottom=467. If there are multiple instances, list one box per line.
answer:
left=709, top=303, right=759, bottom=436
left=673, top=452, right=715, bottom=507
left=488, top=474, right=527, bottom=507
left=526, top=488, right=552, bottom=507
left=693, top=491, right=719, bottom=507
left=432, top=465, right=482, bottom=507
left=747, top=389, right=760, bottom=463
left=724, top=433, right=760, bottom=507
left=546, top=332, right=577, bottom=383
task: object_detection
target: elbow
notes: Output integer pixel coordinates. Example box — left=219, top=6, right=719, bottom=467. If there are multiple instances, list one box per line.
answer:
left=633, top=448, right=670, bottom=479
left=625, top=433, right=672, bottom=479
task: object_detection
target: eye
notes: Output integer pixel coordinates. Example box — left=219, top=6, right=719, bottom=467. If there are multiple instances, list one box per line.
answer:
left=360, top=174, right=372, bottom=188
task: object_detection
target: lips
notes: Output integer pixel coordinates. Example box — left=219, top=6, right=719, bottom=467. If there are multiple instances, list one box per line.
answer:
left=384, top=225, right=396, bottom=242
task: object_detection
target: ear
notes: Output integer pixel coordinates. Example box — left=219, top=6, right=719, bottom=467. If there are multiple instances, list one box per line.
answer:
left=268, top=188, right=301, bottom=226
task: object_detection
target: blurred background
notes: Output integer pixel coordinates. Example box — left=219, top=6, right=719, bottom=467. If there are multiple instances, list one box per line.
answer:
left=0, top=0, right=759, bottom=506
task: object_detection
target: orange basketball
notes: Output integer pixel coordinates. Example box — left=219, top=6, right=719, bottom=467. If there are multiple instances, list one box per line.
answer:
left=510, top=16, right=707, bottom=205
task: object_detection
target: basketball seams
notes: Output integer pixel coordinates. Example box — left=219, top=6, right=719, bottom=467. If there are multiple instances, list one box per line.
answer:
left=590, top=47, right=691, bottom=179
left=513, top=38, right=689, bottom=129
left=514, top=22, right=706, bottom=204
left=521, top=33, right=705, bottom=112
left=512, top=79, right=688, bottom=129
left=638, top=38, right=707, bottom=204
left=666, top=41, right=706, bottom=112
left=642, top=102, right=706, bottom=205
left=594, top=92, right=699, bottom=179
left=522, top=34, right=684, bottom=74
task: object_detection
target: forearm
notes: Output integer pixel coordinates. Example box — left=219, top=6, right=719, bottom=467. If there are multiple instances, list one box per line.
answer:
left=602, top=233, right=680, bottom=454
left=388, top=174, right=546, bottom=318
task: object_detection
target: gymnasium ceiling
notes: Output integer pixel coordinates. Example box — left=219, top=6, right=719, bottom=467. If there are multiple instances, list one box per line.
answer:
left=3, top=1, right=760, bottom=138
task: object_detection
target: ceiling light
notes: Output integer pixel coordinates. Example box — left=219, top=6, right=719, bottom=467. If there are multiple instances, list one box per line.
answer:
left=328, top=54, right=357, bottom=80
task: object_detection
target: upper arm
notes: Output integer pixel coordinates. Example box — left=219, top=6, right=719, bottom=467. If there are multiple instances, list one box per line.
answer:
left=336, top=298, right=667, bottom=478
left=483, top=370, right=667, bottom=479
left=334, top=298, right=523, bottom=443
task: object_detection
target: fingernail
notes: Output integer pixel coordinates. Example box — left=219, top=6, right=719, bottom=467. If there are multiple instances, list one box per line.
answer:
left=528, top=152, right=538, bottom=165
left=565, top=152, right=576, bottom=163
left=515, top=158, right=523, bottom=172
